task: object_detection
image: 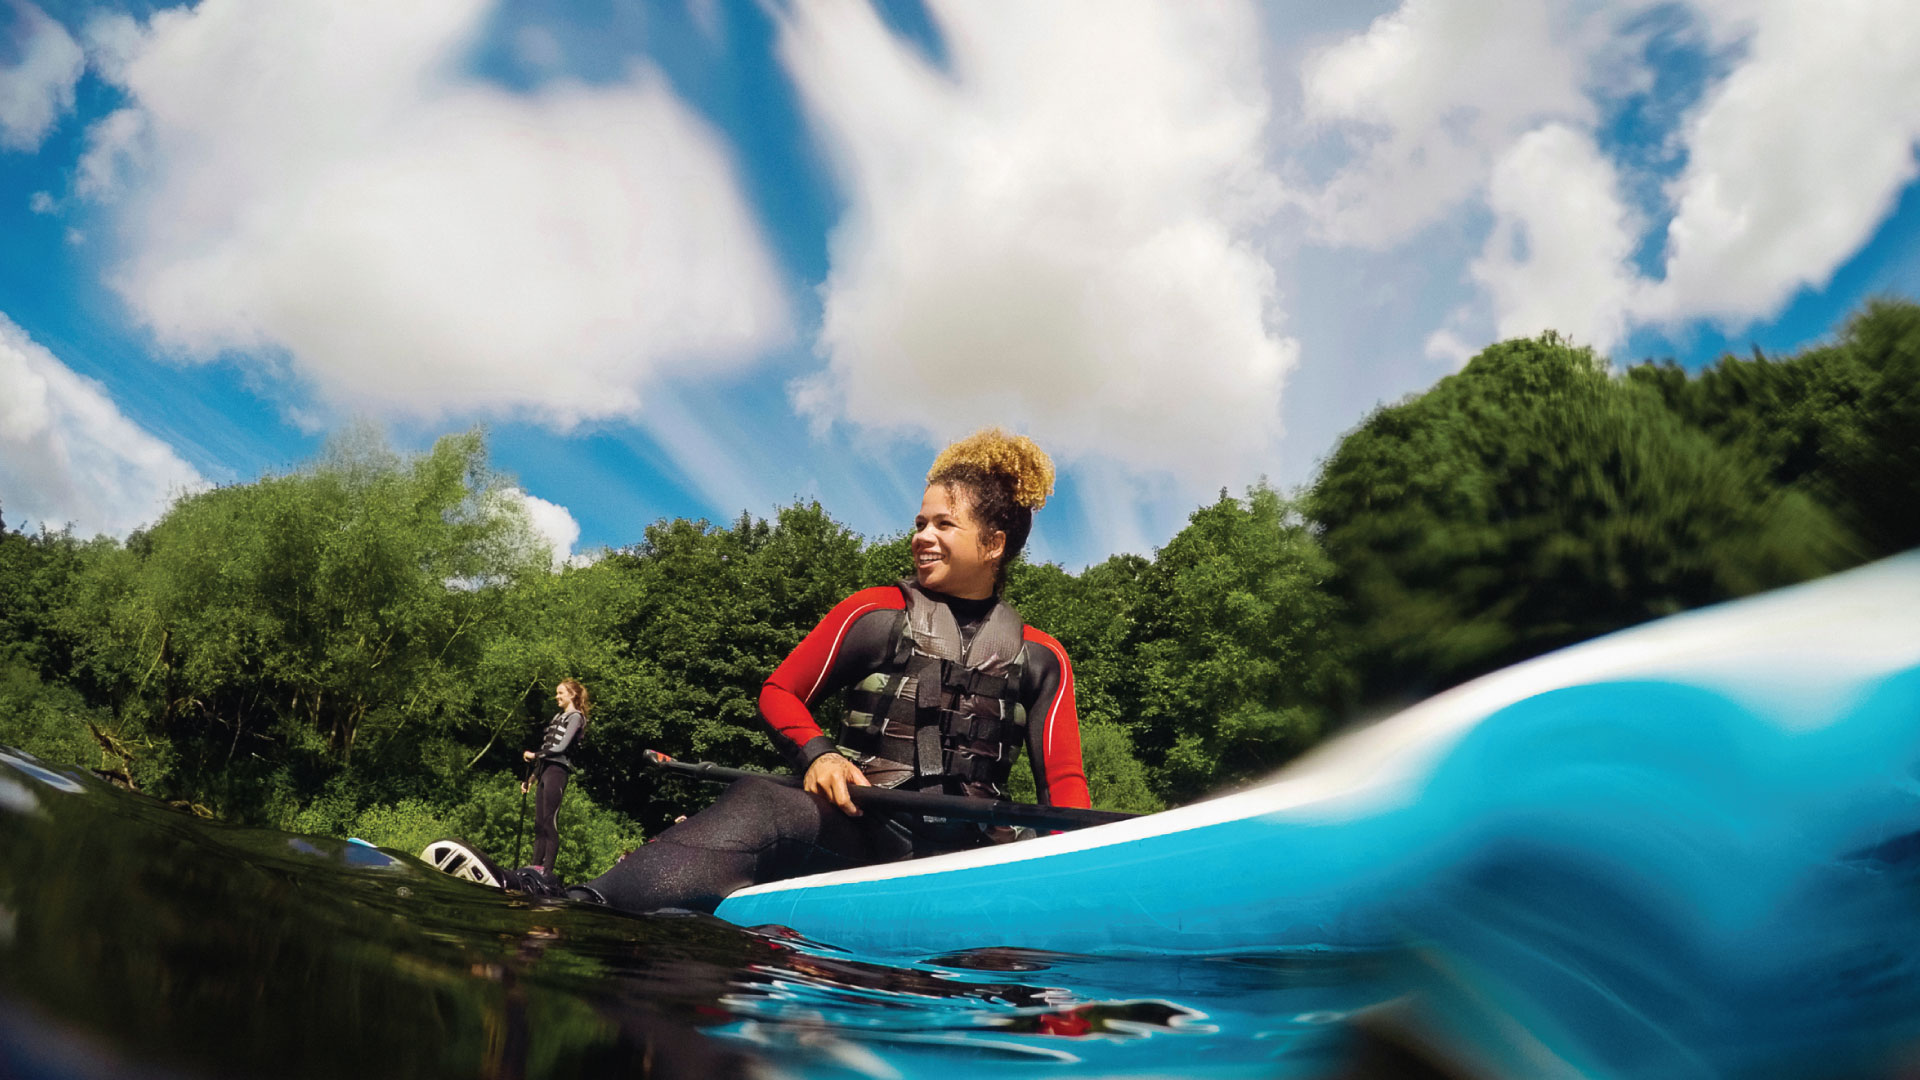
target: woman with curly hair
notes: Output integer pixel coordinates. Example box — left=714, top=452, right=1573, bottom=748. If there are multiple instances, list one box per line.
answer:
left=431, top=429, right=1087, bottom=912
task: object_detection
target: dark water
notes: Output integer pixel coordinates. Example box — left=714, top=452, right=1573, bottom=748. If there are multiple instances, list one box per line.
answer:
left=0, top=748, right=1414, bottom=1079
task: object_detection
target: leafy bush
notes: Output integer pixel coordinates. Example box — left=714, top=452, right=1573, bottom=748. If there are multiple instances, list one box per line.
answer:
left=334, top=771, right=645, bottom=882
left=0, top=663, right=120, bottom=781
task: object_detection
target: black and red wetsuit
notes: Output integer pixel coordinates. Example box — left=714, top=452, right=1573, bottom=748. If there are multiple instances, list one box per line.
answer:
left=759, top=585, right=1090, bottom=808
left=577, top=586, right=1088, bottom=914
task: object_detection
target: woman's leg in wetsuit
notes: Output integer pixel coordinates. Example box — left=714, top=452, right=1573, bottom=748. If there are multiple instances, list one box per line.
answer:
left=580, top=777, right=913, bottom=914
left=530, top=764, right=568, bottom=870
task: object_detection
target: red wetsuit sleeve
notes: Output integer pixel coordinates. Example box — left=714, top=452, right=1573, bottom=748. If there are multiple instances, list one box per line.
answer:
left=758, top=587, right=907, bottom=768
left=1022, top=627, right=1090, bottom=809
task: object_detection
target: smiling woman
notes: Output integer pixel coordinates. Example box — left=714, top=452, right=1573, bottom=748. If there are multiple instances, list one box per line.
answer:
left=426, top=428, right=1091, bottom=915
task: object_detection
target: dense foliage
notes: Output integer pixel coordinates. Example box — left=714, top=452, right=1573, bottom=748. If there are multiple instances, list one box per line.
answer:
left=2, top=298, right=1912, bottom=877
left=1311, top=331, right=1854, bottom=706
left=1626, top=299, right=1920, bottom=561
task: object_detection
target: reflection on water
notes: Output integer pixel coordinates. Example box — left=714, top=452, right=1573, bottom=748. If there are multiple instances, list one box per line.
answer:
left=0, top=748, right=1394, bottom=1079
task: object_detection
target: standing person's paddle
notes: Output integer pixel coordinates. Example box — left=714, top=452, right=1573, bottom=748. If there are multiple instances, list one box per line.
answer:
left=511, top=761, right=530, bottom=869
left=426, top=429, right=1090, bottom=914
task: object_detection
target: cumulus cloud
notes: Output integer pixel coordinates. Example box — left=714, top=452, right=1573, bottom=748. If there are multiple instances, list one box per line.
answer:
left=1472, top=123, right=1641, bottom=351
left=0, top=0, right=83, bottom=151
left=1423, top=327, right=1480, bottom=368
left=505, top=488, right=583, bottom=569
left=1300, top=0, right=1593, bottom=247
left=77, top=0, right=788, bottom=426
left=1299, top=0, right=1920, bottom=361
left=1643, top=0, right=1920, bottom=324
left=78, top=11, right=141, bottom=83
left=778, top=0, right=1295, bottom=483
left=0, top=312, right=205, bottom=536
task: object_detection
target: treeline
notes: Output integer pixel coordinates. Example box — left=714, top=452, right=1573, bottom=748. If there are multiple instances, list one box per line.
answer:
left=2, top=299, right=1914, bottom=877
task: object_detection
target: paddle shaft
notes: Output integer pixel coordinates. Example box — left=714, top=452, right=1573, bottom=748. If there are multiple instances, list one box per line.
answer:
left=643, top=751, right=1136, bottom=831
left=511, top=763, right=530, bottom=867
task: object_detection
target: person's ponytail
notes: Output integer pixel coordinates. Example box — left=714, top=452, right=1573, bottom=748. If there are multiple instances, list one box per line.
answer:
left=560, top=679, right=591, bottom=739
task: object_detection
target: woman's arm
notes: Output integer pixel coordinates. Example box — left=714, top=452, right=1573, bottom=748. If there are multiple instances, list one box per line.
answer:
left=756, top=587, right=908, bottom=770
left=1021, top=628, right=1090, bottom=809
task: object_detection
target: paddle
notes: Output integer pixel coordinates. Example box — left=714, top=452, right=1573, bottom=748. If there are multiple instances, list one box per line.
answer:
left=511, top=762, right=530, bottom=868
left=642, top=750, right=1138, bottom=832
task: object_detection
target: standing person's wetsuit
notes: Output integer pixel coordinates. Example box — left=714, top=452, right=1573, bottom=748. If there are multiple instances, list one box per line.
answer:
left=524, top=680, right=590, bottom=873
left=573, top=578, right=1088, bottom=912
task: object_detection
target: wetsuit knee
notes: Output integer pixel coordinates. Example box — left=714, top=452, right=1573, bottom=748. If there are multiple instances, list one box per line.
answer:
left=659, top=777, right=818, bottom=855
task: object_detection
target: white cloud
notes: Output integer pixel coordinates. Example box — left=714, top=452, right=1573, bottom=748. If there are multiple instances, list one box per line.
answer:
left=72, top=103, right=140, bottom=197
left=1472, top=123, right=1641, bottom=352
left=505, top=488, right=582, bottom=570
left=778, top=0, right=1295, bottom=484
left=0, top=312, right=205, bottom=536
left=1300, top=0, right=1594, bottom=248
left=79, top=11, right=141, bottom=83
left=0, top=1, right=83, bottom=151
left=78, top=0, right=788, bottom=427
left=1423, top=327, right=1479, bottom=368
left=1296, top=0, right=1920, bottom=366
left=1643, top=0, right=1920, bottom=324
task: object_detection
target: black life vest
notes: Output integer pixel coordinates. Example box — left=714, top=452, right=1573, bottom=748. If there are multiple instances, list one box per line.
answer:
left=836, top=580, right=1030, bottom=796
left=537, top=710, right=585, bottom=771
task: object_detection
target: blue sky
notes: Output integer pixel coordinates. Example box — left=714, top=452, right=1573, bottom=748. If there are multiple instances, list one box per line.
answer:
left=2, top=0, right=1917, bottom=569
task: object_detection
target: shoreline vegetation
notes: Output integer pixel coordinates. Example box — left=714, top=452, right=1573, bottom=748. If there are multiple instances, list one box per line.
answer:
left=3, top=299, right=1914, bottom=883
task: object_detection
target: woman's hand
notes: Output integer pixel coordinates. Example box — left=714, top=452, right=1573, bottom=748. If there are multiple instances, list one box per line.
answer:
left=520, top=780, right=530, bottom=795
left=522, top=750, right=536, bottom=762
left=803, top=753, right=870, bottom=817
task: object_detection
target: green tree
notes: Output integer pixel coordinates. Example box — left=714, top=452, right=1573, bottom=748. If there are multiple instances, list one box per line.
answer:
left=1007, top=554, right=1146, bottom=730
left=54, top=430, right=550, bottom=822
left=1114, top=487, right=1347, bottom=803
left=1629, top=297, right=1920, bottom=559
left=0, top=516, right=160, bottom=785
left=858, top=531, right=914, bottom=588
left=0, top=521, right=76, bottom=676
left=1829, top=299, right=1920, bottom=556
left=1313, top=332, right=1854, bottom=706
left=1001, top=556, right=1161, bottom=811
left=0, top=664, right=117, bottom=780
left=583, top=502, right=866, bottom=830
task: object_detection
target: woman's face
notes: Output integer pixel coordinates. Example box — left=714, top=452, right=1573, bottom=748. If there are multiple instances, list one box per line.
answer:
left=555, top=683, right=572, bottom=710
left=913, top=484, right=1004, bottom=599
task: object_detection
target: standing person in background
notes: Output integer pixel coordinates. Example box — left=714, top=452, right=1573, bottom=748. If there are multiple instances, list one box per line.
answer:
left=522, top=679, right=589, bottom=875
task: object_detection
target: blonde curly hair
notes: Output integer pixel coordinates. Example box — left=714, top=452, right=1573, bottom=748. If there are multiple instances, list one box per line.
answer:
left=925, top=428, right=1055, bottom=591
left=926, top=427, right=1054, bottom=510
